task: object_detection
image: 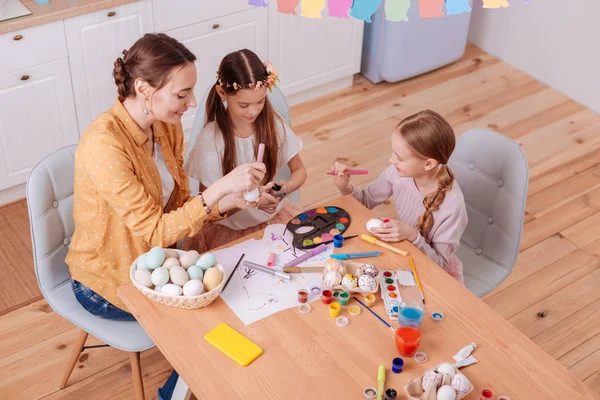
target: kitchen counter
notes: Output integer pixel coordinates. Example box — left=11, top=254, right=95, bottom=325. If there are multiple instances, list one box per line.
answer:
left=0, top=0, right=137, bottom=34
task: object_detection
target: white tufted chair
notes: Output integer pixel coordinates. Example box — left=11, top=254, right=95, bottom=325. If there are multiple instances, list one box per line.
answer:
left=448, top=128, right=529, bottom=297
left=26, top=145, right=154, bottom=400
left=185, top=86, right=299, bottom=204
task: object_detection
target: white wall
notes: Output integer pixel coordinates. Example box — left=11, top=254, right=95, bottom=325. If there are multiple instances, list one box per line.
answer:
left=468, top=0, right=600, bottom=114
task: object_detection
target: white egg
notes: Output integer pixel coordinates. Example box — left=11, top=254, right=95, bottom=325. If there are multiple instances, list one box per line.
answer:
left=183, top=280, right=204, bottom=296
left=154, top=286, right=163, bottom=293
left=195, top=252, right=217, bottom=270
left=436, top=385, right=456, bottom=400
left=161, top=283, right=183, bottom=296
left=147, top=247, right=166, bottom=269
left=151, top=267, right=170, bottom=287
left=437, top=362, right=456, bottom=379
left=162, top=257, right=180, bottom=269
left=136, top=253, right=149, bottom=270
left=243, top=188, right=260, bottom=202
left=358, top=275, right=377, bottom=291
left=170, top=266, right=189, bottom=287
left=451, top=373, right=471, bottom=394
left=422, top=369, right=443, bottom=391
left=323, top=271, right=342, bottom=288
left=366, top=218, right=384, bottom=232
left=134, top=269, right=153, bottom=287
left=203, top=266, right=223, bottom=291
left=187, top=265, right=204, bottom=281
left=179, top=250, right=201, bottom=269
left=164, top=248, right=179, bottom=259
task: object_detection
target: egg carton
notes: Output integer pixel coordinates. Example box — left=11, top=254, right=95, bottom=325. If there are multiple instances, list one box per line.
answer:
left=321, top=262, right=380, bottom=295
left=380, top=270, right=402, bottom=320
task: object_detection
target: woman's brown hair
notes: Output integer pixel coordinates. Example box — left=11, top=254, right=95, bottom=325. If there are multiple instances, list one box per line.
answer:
left=112, top=33, right=196, bottom=102
left=396, top=110, right=456, bottom=243
left=205, top=49, right=282, bottom=184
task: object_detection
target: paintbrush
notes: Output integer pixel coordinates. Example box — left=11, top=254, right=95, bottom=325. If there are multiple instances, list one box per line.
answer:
left=354, top=296, right=395, bottom=333
left=222, top=253, right=245, bottom=293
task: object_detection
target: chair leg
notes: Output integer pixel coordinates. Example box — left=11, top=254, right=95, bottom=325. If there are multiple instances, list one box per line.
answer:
left=60, top=329, right=89, bottom=389
left=130, top=352, right=145, bottom=400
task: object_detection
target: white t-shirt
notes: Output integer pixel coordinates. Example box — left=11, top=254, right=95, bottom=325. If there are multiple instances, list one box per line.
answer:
left=153, top=142, right=175, bottom=208
left=184, top=116, right=303, bottom=230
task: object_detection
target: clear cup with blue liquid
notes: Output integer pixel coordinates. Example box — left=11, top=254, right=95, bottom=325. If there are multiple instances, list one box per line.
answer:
left=398, top=300, right=425, bottom=326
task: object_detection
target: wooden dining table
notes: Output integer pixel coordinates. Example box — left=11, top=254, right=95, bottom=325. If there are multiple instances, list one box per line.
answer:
left=118, top=196, right=599, bottom=400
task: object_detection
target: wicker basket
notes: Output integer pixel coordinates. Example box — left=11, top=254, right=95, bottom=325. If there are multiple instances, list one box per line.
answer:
left=130, top=249, right=226, bottom=310
left=321, top=262, right=380, bottom=295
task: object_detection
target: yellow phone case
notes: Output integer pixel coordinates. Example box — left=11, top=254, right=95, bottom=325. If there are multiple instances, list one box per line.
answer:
left=204, top=323, right=263, bottom=366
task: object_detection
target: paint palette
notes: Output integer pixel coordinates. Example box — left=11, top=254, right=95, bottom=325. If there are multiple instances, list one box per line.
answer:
left=286, top=206, right=351, bottom=249
left=380, top=270, right=402, bottom=320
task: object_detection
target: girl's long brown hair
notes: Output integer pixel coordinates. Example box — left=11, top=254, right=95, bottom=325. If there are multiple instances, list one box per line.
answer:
left=205, top=49, right=282, bottom=183
left=396, top=110, right=456, bottom=243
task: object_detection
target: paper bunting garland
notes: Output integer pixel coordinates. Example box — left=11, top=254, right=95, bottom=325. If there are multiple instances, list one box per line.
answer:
left=251, top=0, right=526, bottom=21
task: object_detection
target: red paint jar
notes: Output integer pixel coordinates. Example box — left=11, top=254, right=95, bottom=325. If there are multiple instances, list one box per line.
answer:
left=321, top=289, right=333, bottom=304
left=298, top=289, right=308, bottom=303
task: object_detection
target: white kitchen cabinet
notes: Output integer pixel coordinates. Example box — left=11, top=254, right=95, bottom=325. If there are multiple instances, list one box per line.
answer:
left=64, top=1, right=153, bottom=133
left=165, top=7, right=269, bottom=131
left=0, top=59, right=78, bottom=191
left=267, top=4, right=364, bottom=97
left=152, top=0, right=253, bottom=32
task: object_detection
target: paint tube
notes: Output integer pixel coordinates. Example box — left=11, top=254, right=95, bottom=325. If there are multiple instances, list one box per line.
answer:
left=453, top=342, right=477, bottom=362
left=454, top=355, right=478, bottom=369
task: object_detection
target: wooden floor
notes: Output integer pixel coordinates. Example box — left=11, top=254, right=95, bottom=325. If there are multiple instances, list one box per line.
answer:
left=2, top=44, right=600, bottom=399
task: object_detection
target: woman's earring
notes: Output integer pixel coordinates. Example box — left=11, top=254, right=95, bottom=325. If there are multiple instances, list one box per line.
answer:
left=143, top=97, right=150, bottom=115
left=222, top=98, right=228, bottom=110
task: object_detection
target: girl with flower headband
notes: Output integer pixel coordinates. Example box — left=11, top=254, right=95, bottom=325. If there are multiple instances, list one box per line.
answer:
left=184, top=49, right=307, bottom=252
left=331, top=110, right=468, bottom=283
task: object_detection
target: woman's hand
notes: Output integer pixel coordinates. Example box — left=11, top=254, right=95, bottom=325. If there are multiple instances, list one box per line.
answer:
left=331, top=162, right=353, bottom=196
left=217, top=162, right=266, bottom=195
left=370, top=220, right=418, bottom=243
left=255, top=190, right=280, bottom=214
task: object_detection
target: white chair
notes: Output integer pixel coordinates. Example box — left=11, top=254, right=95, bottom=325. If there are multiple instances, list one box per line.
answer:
left=26, top=145, right=154, bottom=400
left=185, top=86, right=300, bottom=204
left=448, top=128, right=529, bottom=297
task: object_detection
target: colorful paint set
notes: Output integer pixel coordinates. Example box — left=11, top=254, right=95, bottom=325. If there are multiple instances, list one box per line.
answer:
left=379, top=270, right=403, bottom=320
left=286, top=206, right=351, bottom=249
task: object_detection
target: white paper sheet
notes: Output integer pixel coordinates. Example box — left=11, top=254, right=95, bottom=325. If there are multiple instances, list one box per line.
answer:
left=215, top=224, right=333, bottom=325
left=396, top=270, right=416, bottom=286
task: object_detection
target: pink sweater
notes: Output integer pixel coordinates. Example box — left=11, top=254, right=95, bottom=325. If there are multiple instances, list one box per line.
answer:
left=351, top=165, right=468, bottom=283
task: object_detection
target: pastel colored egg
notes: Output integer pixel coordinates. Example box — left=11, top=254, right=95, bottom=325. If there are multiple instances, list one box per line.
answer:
left=134, top=269, right=152, bottom=287
left=187, top=265, right=204, bottom=281
left=136, top=253, right=149, bottom=270
left=342, top=274, right=358, bottom=290
left=147, top=247, right=166, bottom=269
left=324, top=271, right=342, bottom=288
left=164, top=249, right=179, bottom=259
left=183, top=280, right=205, bottom=296
left=195, top=252, right=217, bottom=270
left=325, top=258, right=344, bottom=273
left=421, top=369, right=443, bottom=391
left=358, top=275, right=377, bottom=291
left=151, top=267, right=169, bottom=287
left=436, top=385, right=456, bottom=400
left=203, top=265, right=223, bottom=291
left=170, top=266, right=189, bottom=287
left=179, top=250, right=201, bottom=269
left=162, top=258, right=180, bottom=269
left=161, top=283, right=183, bottom=296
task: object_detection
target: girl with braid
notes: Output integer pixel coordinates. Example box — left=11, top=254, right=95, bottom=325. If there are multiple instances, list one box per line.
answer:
left=331, top=110, right=468, bottom=283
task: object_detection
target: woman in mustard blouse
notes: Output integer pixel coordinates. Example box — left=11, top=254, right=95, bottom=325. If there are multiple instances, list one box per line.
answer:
left=66, top=33, right=265, bottom=320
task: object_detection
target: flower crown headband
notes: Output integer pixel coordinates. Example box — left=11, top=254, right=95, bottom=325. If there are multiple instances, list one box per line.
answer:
left=217, top=61, right=280, bottom=92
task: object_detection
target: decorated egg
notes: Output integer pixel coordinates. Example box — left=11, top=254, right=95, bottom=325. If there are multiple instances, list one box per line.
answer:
left=136, top=253, right=150, bottom=270
left=161, top=283, right=183, bottom=296
left=323, top=271, right=342, bottom=288
left=325, top=258, right=344, bottom=273
left=162, top=258, right=180, bottom=269
left=363, top=264, right=379, bottom=278
left=451, top=373, right=471, bottom=394
left=179, top=250, right=201, bottom=269
left=164, top=248, right=179, bottom=259
left=243, top=188, right=260, bottom=202
left=437, top=363, right=456, bottom=378
left=421, top=369, right=443, bottom=391
left=134, top=269, right=153, bottom=288
left=151, top=267, right=169, bottom=287
left=436, top=385, right=456, bottom=400
left=170, top=266, right=189, bottom=287
left=203, top=265, right=222, bottom=291
left=183, top=280, right=204, bottom=296
left=147, top=247, right=166, bottom=269
left=342, top=274, right=358, bottom=290
left=366, top=218, right=384, bottom=232
left=358, top=275, right=377, bottom=291
left=187, top=265, right=204, bottom=281
left=195, top=252, right=217, bottom=270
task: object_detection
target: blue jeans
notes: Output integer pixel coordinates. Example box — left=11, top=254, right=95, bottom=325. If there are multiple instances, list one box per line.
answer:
left=71, top=280, right=178, bottom=399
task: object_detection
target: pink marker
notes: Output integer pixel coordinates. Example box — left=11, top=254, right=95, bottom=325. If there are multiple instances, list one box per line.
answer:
left=267, top=252, right=276, bottom=267
left=327, top=169, right=368, bottom=176
left=257, top=143, right=265, bottom=163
